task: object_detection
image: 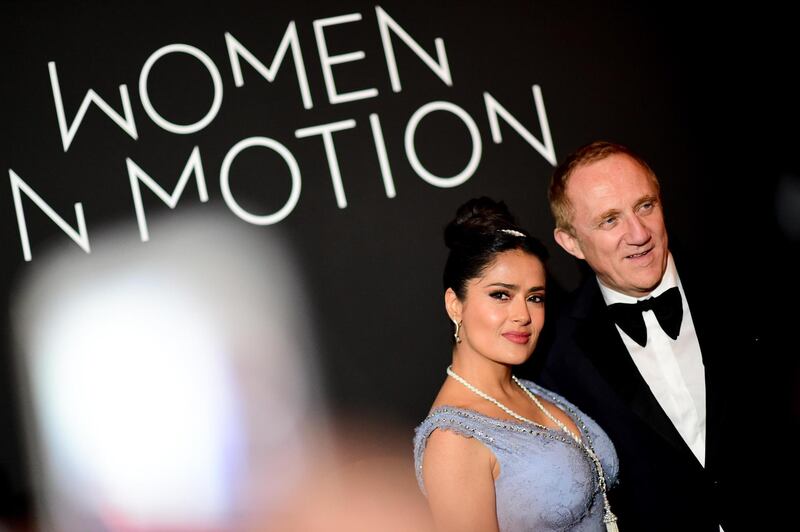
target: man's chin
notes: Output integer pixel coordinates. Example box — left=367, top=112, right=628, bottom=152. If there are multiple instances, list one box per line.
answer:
left=632, top=272, right=665, bottom=295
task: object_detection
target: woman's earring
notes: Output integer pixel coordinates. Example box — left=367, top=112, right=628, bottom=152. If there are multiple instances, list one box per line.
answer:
left=453, top=319, right=462, bottom=343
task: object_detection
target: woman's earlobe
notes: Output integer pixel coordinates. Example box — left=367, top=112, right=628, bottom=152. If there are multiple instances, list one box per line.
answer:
left=444, top=287, right=462, bottom=321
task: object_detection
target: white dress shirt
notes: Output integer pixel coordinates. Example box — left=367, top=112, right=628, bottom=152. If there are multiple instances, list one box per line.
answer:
left=598, top=254, right=707, bottom=467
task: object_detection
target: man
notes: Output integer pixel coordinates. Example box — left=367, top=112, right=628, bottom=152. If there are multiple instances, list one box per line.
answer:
left=538, top=141, right=767, bottom=531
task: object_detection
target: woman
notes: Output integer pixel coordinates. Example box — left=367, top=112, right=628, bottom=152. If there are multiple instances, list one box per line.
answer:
left=413, top=197, right=619, bottom=532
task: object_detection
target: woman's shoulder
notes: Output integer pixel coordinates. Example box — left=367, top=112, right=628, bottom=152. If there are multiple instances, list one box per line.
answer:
left=413, top=406, right=500, bottom=495
left=413, top=404, right=531, bottom=463
left=413, top=406, right=512, bottom=465
left=414, top=406, right=500, bottom=446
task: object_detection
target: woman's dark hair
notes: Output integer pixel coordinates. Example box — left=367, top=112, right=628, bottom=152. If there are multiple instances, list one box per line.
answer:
left=443, top=197, right=548, bottom=299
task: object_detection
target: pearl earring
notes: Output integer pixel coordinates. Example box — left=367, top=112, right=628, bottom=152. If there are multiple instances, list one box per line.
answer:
left=453, top=319, right=462, bottom=343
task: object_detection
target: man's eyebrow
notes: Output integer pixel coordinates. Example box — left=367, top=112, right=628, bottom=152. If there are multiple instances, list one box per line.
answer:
left=636, top=195, right=659, bottom=206
left=595, top=208, right=620, bottom=222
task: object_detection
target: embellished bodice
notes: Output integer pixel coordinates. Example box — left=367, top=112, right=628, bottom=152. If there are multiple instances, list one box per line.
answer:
left=413, top=379, right=618, bottom=532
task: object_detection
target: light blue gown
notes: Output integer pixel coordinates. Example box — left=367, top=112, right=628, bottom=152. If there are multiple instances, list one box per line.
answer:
left=414, top=379, right=618, bottom=531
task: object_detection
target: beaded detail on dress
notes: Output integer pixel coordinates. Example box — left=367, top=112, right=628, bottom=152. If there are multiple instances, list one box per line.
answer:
left=413, top=379, right=618, bottom=532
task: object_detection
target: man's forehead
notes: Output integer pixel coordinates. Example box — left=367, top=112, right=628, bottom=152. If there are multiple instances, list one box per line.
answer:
left=567, top=162, right=656, bottom=214
left=570, top=155, right=654, bottom=188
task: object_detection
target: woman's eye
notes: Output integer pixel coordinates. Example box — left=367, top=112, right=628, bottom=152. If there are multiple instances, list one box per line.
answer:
left=528, top=294, right=545, bottom=304
left=490, top=291, right=510, bottom=300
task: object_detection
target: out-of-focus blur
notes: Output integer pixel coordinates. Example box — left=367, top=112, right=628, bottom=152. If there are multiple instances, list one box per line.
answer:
left=10, top=211, right=432, bottom=532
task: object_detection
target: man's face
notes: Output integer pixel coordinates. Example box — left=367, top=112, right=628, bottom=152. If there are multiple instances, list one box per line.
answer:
left=555, top=153, right=669, bottom=297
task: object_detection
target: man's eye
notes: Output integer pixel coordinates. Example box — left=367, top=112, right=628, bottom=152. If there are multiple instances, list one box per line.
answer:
left=600, top=216, right=617, bottom=227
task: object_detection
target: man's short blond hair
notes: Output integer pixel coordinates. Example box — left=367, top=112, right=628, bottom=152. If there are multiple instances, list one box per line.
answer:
left=548, top=141, right=660, bottom=234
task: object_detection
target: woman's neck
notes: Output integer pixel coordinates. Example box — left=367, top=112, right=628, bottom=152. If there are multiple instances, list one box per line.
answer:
left=450, top=351, right=516, bottom=397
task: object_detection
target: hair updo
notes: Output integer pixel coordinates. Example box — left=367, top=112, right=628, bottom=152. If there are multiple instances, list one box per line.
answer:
left=443, top=197, right=548, bottom=299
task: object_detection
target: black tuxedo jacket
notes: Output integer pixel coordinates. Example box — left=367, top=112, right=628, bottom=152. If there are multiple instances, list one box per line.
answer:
left=536, top=260, right=772, bottom=531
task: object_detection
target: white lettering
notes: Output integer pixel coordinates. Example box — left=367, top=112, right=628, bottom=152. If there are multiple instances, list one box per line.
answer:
left=9, top=169, right=90, bottom=261
left=126, top=146, right=209, bottom=242
left=220, top=137, right=301, bottom=225
left=139, top=44, right=224, bottom=134
left=484, top=85, right=556, bottom=166
left=225, top=25, right=313, bottom=110
left=49, top=62, right=138, bottom=152
left=375, top=6, right=452, bottom=93
left=313, top=13, right=379, bottom=104
left=405, top=101, right=481, bottom=188
left=369, top=113, right=396, bottom=198
left=295, top=120, right=357, bottom=208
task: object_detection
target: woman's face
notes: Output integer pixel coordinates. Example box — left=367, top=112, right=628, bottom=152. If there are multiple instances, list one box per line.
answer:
left=450, top=249, right=546, bottom=366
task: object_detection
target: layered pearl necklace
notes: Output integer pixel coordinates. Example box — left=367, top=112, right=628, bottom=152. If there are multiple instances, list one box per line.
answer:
left=446, top=365, right=619, bottom=532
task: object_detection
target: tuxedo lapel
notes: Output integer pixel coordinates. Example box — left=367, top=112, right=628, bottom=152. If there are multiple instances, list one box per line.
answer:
left=572, top=278, right=700, bottom=462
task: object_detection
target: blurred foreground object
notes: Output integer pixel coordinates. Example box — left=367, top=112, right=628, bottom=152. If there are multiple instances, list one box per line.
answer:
left=11, top=211, right=431, bottom=532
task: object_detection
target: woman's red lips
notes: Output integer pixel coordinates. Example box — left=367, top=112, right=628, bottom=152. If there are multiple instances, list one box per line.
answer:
left=502, top=332, right=531, bottom=344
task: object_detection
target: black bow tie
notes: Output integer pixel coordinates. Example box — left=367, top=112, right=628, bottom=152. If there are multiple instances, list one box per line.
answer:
left=607, top=286, right=683, bottom=347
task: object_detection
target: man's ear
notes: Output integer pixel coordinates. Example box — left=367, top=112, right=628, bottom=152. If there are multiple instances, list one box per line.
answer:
left=554, top=227, right=585, bottom=260
left=444, top=288, right=462, bottom=322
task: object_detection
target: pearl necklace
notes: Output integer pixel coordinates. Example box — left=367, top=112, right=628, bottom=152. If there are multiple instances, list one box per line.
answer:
left=446, top=365, right=619, bottom=532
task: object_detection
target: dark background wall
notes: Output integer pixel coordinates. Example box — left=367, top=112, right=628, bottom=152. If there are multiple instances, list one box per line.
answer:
left=1, top=0, right=796, bottom=522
